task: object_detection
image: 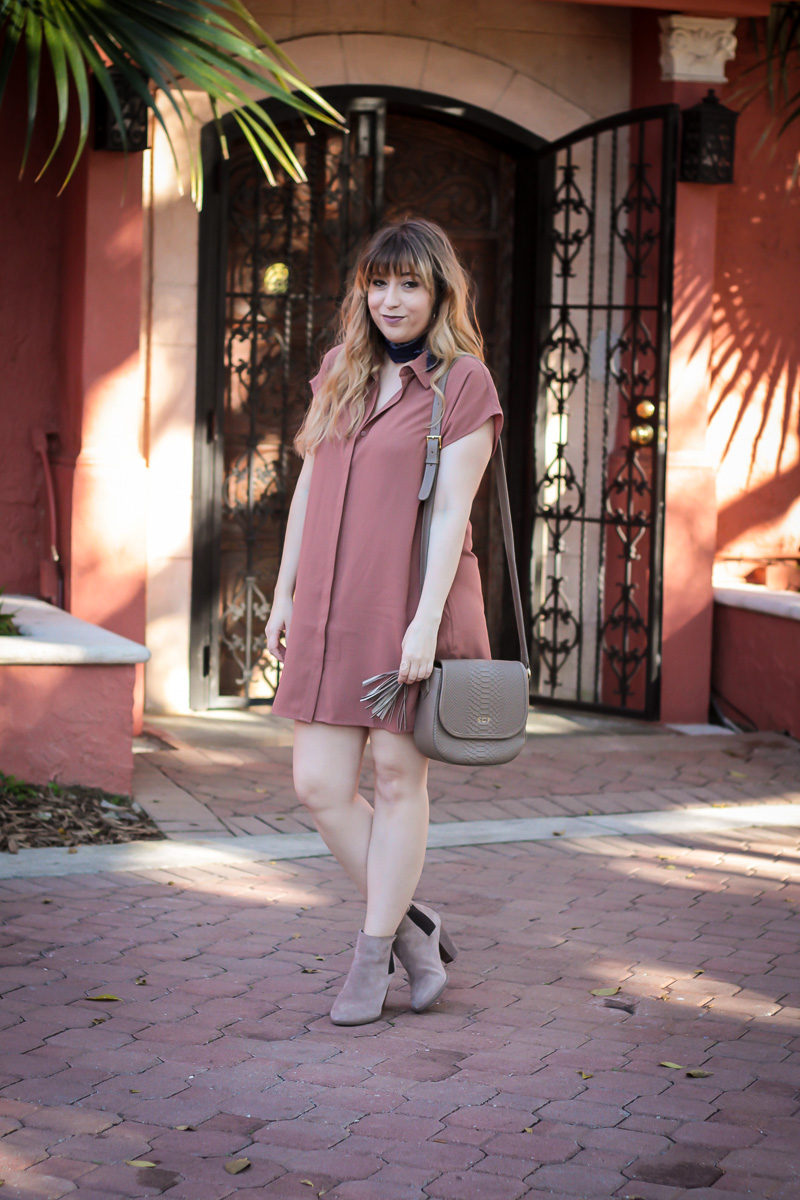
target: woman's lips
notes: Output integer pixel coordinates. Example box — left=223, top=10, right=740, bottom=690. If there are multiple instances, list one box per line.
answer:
left=381, top=314, right=404, bottom=325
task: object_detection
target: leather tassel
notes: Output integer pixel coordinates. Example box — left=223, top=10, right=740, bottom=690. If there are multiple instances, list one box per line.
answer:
left=360, top=670, right=408, bottom=730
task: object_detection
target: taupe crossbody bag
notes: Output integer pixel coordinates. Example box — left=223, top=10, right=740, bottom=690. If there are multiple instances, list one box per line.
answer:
left=412, top=361, right=530, bottom=765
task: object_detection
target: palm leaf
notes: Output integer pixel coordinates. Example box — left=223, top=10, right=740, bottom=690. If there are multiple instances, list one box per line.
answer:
left=0, top=0, right=344, bottom=201
left=735, top=4, right=800, bottom=131
left=35, top=7, right=69, bottom=179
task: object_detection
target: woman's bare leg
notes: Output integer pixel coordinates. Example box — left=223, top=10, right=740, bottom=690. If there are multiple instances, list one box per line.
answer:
left=363, top=730, right=430, bottom=937
left=292, top=721, right=372, bottom=896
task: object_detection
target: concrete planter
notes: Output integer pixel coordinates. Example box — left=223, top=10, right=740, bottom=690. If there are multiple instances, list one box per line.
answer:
left=0, top=597, right=149, bottom=794
left=712, top=583, right=800, bottom=740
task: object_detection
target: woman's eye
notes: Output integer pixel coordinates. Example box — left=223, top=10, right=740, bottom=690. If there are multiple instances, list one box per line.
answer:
left=402, top=280, right=419, bottom=289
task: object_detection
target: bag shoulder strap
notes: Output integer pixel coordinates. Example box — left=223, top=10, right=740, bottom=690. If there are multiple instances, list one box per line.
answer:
left=418, top=358, right=530, bottom=672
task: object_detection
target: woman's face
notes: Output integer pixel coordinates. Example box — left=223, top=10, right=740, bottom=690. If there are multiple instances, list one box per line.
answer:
left=367, top=270, right=435, bottom=344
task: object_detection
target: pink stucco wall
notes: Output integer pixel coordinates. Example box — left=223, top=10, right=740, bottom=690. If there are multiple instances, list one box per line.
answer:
left=712, top=606, right=800, bottom=738
left=0, top=664, right=136, bottom=793
left=0, top=63, right=147, bottom=742
left=631, top=13, right=718, bottom=723
left=0, top=65, right=66, bottom=597
left=630, top=13, right=799, bottom=728
left=711, top=38, right=800, bottom=582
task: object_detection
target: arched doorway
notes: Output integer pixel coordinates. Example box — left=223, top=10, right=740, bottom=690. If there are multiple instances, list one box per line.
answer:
left=190, top=89, right=541, bottom=708
left=190, top=90, right=677, bottom=718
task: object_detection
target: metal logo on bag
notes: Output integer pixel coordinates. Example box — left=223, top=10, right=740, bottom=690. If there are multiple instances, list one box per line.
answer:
left=477, top=716, right=492, bottom=725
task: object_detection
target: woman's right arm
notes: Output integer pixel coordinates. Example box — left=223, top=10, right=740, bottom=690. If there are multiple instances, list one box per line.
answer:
left=265, top=453, right=314, bottom=662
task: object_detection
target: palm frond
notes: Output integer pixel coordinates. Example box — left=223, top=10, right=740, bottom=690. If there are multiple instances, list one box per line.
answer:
left=0, top=0, right=344, bottom=202
left=734, top=4, right=800, bottom=131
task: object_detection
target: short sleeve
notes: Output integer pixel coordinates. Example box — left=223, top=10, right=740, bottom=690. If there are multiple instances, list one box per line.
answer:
left=440, top=356, right=504, bottom=454
left=309, top=344, right=344, bottom=397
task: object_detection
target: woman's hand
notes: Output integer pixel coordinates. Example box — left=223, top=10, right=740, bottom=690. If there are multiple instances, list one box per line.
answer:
left=265, top=596, right=293, bottom=663
left=398, top=615, right=439, bottom=685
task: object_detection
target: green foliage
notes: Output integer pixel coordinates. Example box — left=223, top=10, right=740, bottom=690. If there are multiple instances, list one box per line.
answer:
left=0, top=0, right=344, bottom=203
left=0, top=592, right=20, bottom=636
left=738, top=4, right=800, bottom=141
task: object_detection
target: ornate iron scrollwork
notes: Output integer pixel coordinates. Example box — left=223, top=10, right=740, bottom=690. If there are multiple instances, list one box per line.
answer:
left=614, top=158, right=660, bottom=278
left=531, top=109, right=677, bottom=715
left=220, top=575, right=274, bottom=690
left=541, top=309, right=588, bottom=407
left=550, top=161, right=593, bottom=278
left=532, top=575, right=581, bottom=688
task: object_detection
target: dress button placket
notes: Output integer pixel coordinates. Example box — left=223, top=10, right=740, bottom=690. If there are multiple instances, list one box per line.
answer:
left=309, top=436, right=358, bottom=719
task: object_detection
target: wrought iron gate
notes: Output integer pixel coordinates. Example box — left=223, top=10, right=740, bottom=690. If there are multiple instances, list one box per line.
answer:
left=191, top=96, right=677, bottom=715
left=529, top=106, right=678, bottom=716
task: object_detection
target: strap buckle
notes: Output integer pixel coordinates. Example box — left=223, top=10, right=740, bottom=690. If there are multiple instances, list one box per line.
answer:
left=426, top=434, right=442, bottom=450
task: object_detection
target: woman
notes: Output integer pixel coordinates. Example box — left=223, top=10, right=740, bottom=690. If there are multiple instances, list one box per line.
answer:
left=266, top=218, right=502, bottom=1026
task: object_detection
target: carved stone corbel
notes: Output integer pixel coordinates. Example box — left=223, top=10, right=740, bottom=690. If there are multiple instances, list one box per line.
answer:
left=659, top=15, right=738, bottom=84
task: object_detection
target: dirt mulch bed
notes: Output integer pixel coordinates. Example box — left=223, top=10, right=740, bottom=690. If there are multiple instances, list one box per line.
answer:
left=0, top=773, right=165, bottom=854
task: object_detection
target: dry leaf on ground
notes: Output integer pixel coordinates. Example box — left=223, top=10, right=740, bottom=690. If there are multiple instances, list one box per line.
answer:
left=224, top=1158, right=251, bottom=1175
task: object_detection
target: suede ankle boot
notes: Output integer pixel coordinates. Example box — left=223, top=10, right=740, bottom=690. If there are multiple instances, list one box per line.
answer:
left=329, top=930, right=396, bottom=1026
left=393, top=902, right=458, bottom=1013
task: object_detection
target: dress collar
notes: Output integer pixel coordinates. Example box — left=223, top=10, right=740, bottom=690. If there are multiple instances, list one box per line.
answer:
left=402, top=349, right=439, bottom=387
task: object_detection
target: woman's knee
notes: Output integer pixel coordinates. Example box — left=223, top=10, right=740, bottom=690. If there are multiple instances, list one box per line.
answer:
left=371, top=738, right=428, bottom=805
left=292, top=724, right=366, bottom=814
left=293, top=761, right=346, bottom=814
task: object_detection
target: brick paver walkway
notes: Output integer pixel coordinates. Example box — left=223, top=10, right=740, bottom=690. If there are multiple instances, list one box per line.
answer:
left=1, top=717, right=799, bottom=1199
left=135, top=712, right=800, bottom=840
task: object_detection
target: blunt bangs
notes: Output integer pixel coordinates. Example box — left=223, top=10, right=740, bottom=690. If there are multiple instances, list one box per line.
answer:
left=361, top=228, right=436, bottom=292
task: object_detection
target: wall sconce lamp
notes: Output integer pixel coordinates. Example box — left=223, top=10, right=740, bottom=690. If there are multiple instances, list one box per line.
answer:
left=94, top=70, right=149, bottom=153
left=679, top=89, right=738, bottom=184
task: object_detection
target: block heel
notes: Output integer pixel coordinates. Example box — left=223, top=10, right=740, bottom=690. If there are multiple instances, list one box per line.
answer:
left=394, top=902, right=457, bottom=1013
left=438, top=926, right=457, bottom=964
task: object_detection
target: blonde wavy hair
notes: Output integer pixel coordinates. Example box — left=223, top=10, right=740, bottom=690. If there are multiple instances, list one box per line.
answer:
left=295, top=218, right=484, bottom=455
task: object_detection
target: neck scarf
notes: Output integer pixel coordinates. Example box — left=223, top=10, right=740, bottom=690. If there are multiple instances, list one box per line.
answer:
left=383, top=331, right=428, bottom=364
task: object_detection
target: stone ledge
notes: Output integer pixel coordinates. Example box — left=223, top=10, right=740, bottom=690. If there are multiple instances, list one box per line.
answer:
left=713, top=582, right=800, bottom=624
left=0, top=595, right=150, bottom=665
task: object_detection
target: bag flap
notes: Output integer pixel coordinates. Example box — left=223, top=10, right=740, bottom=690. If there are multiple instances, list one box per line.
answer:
left=437, top=659, right=529, bottom=740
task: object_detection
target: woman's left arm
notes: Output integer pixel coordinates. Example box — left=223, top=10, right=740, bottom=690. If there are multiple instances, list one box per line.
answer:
left=398, top=418, right=495, bottom=685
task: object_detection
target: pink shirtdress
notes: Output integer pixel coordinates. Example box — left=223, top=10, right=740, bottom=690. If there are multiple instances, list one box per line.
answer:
left=271, top=347, right=504, bottom=732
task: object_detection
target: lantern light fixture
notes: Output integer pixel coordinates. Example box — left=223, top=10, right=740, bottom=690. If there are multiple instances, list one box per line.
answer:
left=94, top=70, right=149, bottom=153
left=679, top=89, right=738, bottom=184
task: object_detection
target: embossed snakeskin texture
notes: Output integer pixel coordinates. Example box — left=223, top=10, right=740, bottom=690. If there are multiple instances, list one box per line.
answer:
left=413, top=661, right=528, bottom=766
left=438, top=660, right=528, bottom=739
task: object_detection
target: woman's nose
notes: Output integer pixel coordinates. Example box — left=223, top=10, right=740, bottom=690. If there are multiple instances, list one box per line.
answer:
left=385, top=280, right=402, bottom=307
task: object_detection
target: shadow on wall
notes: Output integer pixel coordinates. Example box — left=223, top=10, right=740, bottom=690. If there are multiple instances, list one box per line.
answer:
left=710, top=170, right=800, bottom=470
left=707, top=47, right=800, bottom=560
left=713, top=47, right=800, bottom=469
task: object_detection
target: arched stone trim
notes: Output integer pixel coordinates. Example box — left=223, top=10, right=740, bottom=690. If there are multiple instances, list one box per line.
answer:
left=143, top=34, right=592, bottom=712
left=282, top=34, right=591, bottom=141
